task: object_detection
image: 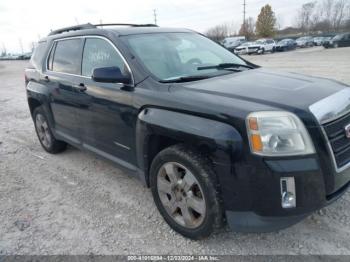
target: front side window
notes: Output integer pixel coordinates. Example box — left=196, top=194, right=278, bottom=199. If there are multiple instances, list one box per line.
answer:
left=52, top=39, right=83, bottom=75
left=124, top=33, right=248, bottom=81
left=82, top=38, right=126, bottom=77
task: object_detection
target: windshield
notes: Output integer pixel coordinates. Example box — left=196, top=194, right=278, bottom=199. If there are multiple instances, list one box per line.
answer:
left=297, top=37, right=309, bottom=41
left=333, top=34, right=344, bottom=40
left=278, top=39, right=289, bottom=44
left=124, top=33, right=248, bottom=81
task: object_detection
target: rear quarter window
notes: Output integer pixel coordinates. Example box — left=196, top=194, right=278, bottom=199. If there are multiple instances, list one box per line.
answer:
left=30, top=41, right=48, bottom=70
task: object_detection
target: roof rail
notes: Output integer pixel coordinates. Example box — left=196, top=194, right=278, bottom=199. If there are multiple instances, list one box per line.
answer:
left=48, top=23, right=159, bottom=36
left=48, top=23, right=96, bottom=36
left=94, top=23, right=158, bottom=27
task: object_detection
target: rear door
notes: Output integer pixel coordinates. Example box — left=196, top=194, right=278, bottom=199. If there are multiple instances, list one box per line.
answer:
left=45, top=38, right=85, bottom=144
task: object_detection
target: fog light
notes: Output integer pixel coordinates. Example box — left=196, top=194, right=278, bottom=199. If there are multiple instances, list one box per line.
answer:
left=280, top=177, right=296, bottom=208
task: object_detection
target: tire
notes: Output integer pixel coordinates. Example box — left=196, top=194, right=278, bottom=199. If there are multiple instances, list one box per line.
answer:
left=33, top=106, right=67, bottom=154
left=150, top=144, right=223, bottom=239
left=334, top=43, right=338, bottom=48
left=271, top=47, right=275, bottom=53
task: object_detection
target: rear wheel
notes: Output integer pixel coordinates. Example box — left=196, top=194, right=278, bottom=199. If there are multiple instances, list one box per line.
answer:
left=150, top=145, right=223, bottom=239
left=33, top=107, right=67, bottom=154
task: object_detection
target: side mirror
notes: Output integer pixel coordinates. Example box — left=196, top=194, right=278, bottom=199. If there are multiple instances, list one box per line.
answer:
left=92, top=66, right=131, bottom=84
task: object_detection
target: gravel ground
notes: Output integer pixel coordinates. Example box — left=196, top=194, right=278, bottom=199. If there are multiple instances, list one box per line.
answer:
left=0, top=46, right=350, bottom=255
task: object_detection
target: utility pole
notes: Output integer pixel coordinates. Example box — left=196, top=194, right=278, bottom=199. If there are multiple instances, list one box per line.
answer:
left=1, top=42, right=6, bottom=56
left=19, top=38, right=24, bottom=55
left=153, top=9, right=157, bottom=25
left=243, top=0, right=246, bottom=33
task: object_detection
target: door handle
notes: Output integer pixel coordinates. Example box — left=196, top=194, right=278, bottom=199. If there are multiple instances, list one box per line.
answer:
left=75, top=83, right=87, bottom=92
left=43, top=75, right=50, bottom=82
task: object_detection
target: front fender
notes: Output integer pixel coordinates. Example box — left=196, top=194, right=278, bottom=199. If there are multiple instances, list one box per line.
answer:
left=136, top=107, right=243, bottom=210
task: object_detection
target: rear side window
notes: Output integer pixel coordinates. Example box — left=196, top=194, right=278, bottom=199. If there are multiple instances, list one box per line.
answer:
left=30, top=41, right=48, bottom=69
left=52, top=39, right=83, bottom=75
left=82, top=38, right=126, bottom=77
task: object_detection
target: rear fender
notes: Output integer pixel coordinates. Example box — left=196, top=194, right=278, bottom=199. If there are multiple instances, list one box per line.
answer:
left=26, top=81, right=55, bottom=129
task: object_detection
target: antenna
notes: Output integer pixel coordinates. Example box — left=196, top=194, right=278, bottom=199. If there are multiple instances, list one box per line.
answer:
left=153, top=9, right=157, bottom=25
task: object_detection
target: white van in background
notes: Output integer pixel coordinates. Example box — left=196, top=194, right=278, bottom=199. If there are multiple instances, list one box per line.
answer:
left=222, top=36, right=246, bottom=50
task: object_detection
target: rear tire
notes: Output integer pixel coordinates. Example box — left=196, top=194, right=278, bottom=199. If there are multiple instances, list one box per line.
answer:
left=150, top=144, right=223, bottom=239
left=33, top=107, right=67, bottom=154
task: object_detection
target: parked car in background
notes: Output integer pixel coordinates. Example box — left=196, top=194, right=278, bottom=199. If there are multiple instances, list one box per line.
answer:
left=222, top=36, right=246, bottom=51
left=247, top=39, right=276, bottom=55
left=0, top=54, right=20, bottom=60
left=324, top=33, right=350, bottom=48
left=17, top=52, right=32, bottom=60
left=313, top=37, right=325, bottom=46
left=234, top=42, right=254, bottom=55
left=296, top=36, right=314, bottom=47
left=275, top=39, right=297, bottom=52
left=321, top=36, right=332, bottom=46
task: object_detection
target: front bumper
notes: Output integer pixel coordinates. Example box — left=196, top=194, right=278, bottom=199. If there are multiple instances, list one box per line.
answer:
left=235, top=49, right=247, bottom=55
left=226, top=211, right=308, bottom=233
left=247, top=47, right=261, bottom=54
left=226, top=179, right=349, bottom=232
left=223, top=155, right=350, bottom=232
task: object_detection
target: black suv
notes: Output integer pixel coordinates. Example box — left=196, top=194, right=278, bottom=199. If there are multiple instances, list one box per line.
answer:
left=25, top=23, right=350, bottom=239
left=324, top=33, right=350, bottom=48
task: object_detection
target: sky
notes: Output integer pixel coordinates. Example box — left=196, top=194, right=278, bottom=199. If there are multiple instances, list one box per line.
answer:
left=0, top=0, right=308, bottom=53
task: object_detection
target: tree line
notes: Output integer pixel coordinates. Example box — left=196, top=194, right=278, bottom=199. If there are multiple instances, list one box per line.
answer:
left=205, top=0, right=350, bottom=42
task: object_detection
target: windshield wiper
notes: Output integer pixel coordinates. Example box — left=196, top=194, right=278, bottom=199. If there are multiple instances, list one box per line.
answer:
left=197, top=63, right=254, bottom=71
left=159, top=75, right=212, bottom=83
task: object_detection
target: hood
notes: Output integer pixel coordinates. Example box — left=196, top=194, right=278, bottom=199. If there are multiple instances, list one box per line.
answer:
left=176, top=68, right=348, bottom=114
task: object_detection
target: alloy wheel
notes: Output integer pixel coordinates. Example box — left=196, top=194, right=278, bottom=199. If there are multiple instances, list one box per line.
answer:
left=35, top=113, right=52, bottom=148
left=156, top=162, right=206, bottom=229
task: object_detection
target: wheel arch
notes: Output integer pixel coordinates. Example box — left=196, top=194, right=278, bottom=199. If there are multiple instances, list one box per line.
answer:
left=135, top=107, right=243, bottom=188
left=28, top=97, right=42, bottom=116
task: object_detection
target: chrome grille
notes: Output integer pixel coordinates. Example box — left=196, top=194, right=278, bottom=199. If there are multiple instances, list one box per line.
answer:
left=323, top=113, right=350, bottom=168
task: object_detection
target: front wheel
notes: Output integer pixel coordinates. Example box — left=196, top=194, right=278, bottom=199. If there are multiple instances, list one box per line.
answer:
left=33, top=107, right=67, bottom=154
left=150, top=145, right=223, bottom=239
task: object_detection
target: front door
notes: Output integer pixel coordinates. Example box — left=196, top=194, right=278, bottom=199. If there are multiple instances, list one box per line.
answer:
left=77, top=37, right=137, bottom=165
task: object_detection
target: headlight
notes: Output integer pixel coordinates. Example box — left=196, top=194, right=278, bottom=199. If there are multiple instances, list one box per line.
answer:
left=246, top=111, right=315, bottom=156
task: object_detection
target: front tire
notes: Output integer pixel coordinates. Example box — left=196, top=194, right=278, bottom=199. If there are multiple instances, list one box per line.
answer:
left=150, top=145, right=223, bottom=239
left=33, top=107, right=67, bottom=154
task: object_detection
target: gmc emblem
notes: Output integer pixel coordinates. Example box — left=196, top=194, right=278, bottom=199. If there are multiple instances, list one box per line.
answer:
left=345, top=124, right=350, bottom=138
